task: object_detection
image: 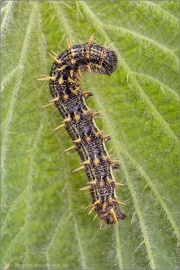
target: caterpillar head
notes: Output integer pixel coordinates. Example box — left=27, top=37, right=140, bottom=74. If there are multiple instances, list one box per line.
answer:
left=100, top=49, right=118, bottom=75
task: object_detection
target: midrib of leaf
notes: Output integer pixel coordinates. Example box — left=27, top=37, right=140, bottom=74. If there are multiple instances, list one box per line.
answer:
left=77, top=1, right=179, bottom=145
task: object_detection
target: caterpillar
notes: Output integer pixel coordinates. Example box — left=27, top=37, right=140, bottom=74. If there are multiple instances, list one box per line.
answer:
left=40, top=36, right=126, bottom=227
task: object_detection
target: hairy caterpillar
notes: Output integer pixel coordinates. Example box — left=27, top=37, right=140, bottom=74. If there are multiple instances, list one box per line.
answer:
left=40, top=36, right=126, bottom=227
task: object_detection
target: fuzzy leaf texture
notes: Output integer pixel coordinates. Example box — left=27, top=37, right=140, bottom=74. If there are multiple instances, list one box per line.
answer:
left=1, top=1, right=179, bottom=270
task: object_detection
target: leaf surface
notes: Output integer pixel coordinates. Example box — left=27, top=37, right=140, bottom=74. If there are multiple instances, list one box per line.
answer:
left=1, top=1, right=179, bottom=269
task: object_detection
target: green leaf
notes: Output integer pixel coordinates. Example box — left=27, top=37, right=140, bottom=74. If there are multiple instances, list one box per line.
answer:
left=1, top=1, right=179, bottom=269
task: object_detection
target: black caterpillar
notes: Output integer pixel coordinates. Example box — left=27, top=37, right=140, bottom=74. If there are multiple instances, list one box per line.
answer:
left=40, top=36, right=126, bottom=227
